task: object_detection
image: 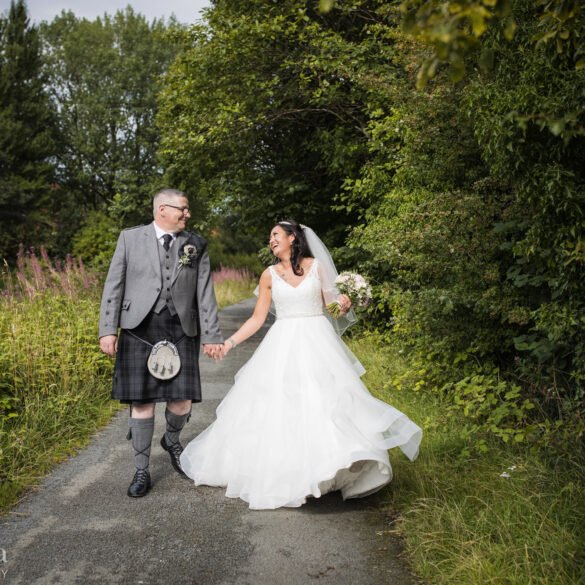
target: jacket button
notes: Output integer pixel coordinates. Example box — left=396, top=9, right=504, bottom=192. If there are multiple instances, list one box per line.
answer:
left=156, top=288, right=160, bottom=292
left=107, top=299, right=111, bottom=303
left=205, top=330, right=209, bottom=334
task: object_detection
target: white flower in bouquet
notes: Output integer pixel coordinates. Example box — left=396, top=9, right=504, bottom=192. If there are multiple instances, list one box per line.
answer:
left=326, top=271, right=372, bottom=317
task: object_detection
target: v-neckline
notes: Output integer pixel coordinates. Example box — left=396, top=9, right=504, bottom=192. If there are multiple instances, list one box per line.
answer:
left=272, top=260, right=316, bottom=290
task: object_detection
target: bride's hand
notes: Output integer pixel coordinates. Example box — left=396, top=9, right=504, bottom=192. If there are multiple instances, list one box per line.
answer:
left=338, top=294, right=352, bottom=315
left=222, top=338, right=237, bottom=357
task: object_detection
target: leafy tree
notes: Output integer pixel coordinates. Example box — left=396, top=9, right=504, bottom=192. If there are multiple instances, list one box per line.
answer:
left=398, top=0, right=584, bottom=87
left=157, top=0, right=401, bottom=245
left=149, top=0, right=585, bottom=441
left=346, top=0, right=585, bottom=443
left=40, top=8, right=183, bottom=227
left=464, top=1, right=585, bottom=408
left=0, top=0, right=57, bottom=260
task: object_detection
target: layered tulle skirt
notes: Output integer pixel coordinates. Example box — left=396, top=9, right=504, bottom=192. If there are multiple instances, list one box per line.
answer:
left=180, top=314, right=422, bottom=510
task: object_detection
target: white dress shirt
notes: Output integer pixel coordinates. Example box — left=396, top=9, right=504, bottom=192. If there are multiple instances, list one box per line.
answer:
left=153, top=221, right=177, bottom=249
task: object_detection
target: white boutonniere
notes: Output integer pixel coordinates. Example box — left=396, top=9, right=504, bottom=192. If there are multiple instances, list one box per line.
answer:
left=178, top=241, right=198, bottom=269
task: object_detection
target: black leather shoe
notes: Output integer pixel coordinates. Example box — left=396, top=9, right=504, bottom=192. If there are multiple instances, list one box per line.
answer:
left=127, top=469, right=151, bottom=497
left=160, top=435, right=188, bottom=479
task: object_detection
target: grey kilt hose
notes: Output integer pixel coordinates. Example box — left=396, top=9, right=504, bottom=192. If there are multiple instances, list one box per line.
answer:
left=112, top=307, right=202, bottom=404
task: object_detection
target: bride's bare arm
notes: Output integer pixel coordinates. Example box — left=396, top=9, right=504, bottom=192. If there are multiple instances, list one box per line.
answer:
left=222, top=269, right=272, bottom=355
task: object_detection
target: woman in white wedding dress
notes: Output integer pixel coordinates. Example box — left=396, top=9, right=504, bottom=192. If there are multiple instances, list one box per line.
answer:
left=180, top=220, right=422, bottom=510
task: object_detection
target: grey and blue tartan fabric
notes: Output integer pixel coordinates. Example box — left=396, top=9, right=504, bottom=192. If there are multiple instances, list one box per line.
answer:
left=112, top=307, right=201, bottom=404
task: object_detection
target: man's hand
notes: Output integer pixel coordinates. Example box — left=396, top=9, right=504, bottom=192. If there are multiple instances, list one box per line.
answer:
left=203, top=343, right=224, bottom=361
left=100, top=335, right=118, bottom=357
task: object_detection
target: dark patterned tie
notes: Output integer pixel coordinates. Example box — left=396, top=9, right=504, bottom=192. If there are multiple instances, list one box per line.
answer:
left=162, top=234, right=173, bottom=251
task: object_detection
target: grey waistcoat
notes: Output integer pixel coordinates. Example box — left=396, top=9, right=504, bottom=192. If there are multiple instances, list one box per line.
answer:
left=152, top=240, right=177, bottom=316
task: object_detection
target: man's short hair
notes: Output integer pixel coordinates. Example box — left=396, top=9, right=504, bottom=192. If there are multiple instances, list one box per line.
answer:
left=153, top=188, right=187, bottom=216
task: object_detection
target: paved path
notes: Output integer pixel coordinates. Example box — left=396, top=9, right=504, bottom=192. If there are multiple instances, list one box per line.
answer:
left=0, top=299, right=415, bottom=585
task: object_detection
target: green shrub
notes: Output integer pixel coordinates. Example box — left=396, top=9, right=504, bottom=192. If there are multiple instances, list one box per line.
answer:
left=343, top=2, right=585, bottom=449
left=71, top=210, right=120, bottom=272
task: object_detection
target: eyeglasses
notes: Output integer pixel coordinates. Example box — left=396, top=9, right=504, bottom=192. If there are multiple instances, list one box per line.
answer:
left=163, top=203, right=190, bottom=214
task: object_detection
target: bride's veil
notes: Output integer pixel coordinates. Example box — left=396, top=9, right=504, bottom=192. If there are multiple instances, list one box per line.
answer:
left=301, top=225, right=357, bottom=336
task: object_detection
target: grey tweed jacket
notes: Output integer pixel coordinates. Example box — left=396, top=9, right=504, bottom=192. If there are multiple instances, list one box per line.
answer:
left=98, top=222, right=223, bottom=344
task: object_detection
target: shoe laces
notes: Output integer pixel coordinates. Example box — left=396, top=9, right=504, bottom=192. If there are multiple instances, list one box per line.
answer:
left=133, top=468, right=150, bottom=482
left=166, top=440, right=183, bottom=457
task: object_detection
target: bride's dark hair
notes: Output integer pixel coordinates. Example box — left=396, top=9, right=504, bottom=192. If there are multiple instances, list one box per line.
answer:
left=275, top=219, right=313, bottom=276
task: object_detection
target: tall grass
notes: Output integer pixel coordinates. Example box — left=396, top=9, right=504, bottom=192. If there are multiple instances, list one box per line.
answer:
left=348, top=332, right=585, bottom=585
left=0, top=249, right=117, bottom=512
left=213, top=265, right=256, bottom=308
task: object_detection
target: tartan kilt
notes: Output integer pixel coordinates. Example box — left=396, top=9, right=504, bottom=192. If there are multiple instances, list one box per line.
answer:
left=112, top=308, right=201, bottom=404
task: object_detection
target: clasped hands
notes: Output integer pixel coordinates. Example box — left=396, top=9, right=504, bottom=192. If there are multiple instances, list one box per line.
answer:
left=203, top=343, right=232, bottom=362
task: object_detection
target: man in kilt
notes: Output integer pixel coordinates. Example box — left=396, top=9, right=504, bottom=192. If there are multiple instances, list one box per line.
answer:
left=99, top=188, right=223, bottom=497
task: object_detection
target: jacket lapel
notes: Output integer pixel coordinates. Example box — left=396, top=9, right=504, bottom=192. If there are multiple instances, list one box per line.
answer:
left=171, top=231, right=188, bottom=286
left=145, top=223, right=162, bottom=281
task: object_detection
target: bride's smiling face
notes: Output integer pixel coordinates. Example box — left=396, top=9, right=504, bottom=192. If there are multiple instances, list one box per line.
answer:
left=269, top=226, right=295, bottom=260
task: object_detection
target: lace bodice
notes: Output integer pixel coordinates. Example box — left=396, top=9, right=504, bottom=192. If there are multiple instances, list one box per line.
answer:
left=270, top=259, right=324, bottom=319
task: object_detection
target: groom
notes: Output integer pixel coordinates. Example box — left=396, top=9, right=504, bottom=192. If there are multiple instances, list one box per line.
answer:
left=99, top=188, right=223, bottom=497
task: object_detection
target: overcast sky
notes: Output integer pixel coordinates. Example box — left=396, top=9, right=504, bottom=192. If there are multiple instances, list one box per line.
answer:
left=1, top=0, right=211, bottom=24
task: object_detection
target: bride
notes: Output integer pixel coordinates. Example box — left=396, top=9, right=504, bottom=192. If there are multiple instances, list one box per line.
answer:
left=180, top=219, right=422, bottom=510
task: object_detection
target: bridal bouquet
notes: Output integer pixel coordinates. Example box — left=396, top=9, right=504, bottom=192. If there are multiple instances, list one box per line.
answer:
left=327, top=271, right=372, bottom=317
